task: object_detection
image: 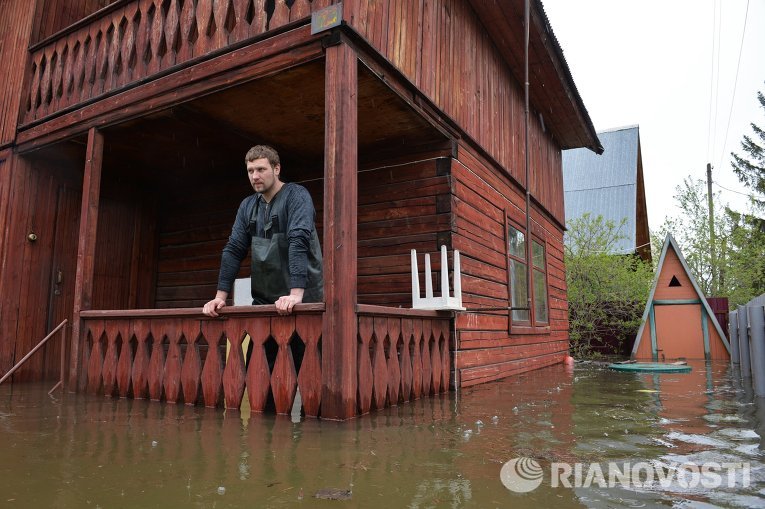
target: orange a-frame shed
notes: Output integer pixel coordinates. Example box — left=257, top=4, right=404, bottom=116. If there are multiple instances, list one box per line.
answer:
left=632, top=234, right=731, bottom=361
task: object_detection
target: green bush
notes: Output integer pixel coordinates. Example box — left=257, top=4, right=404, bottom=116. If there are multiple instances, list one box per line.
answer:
left=565, top=214, right=654, bottom=358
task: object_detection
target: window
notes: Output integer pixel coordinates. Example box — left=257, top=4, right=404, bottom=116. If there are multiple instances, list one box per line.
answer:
left=532, top=240, right=548, bottom=323
left=507, top=219, right=550, bottom=331
left=507, top=225, right=529, bottom=322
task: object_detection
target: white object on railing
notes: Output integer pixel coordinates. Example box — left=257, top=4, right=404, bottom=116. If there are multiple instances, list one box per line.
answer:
left=233, top=278, right=250, bottom=306
left=411, top=245, right=464, bottom=311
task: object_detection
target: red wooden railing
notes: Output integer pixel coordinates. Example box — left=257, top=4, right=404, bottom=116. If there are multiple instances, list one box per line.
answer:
left=23, top=0, right=334, bottom=125
left=80, top=305, right=324, bottom=415
left=356, top=305, right=451, bottom=414
left=80, top=305, right=452, bottom=417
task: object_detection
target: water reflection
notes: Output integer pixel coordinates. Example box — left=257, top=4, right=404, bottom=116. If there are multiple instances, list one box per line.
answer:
left=1, top=362, right=763, bottom=507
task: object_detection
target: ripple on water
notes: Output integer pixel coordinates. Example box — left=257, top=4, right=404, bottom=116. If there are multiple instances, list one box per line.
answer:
left=703, top=413, right=749, bottom=424
left=665, top=432, right=730, bottom=448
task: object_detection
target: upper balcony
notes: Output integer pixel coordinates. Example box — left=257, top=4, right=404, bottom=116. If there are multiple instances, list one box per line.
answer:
left=22, top=0, right=333, bottom=128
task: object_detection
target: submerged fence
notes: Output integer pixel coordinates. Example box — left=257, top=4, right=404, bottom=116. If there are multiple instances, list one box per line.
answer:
left=730, top=293, right=765, bottom=396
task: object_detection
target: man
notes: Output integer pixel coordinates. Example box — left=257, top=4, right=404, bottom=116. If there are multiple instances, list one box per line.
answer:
left=203, top=145, right=323, bottom=317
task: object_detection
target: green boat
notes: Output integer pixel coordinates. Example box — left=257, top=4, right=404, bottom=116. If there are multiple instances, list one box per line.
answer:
left=608, top=362, right=692, bottom=373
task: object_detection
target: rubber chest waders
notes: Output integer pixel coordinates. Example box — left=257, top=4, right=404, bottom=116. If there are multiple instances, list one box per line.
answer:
left=247, top=188, right=323, bottom=305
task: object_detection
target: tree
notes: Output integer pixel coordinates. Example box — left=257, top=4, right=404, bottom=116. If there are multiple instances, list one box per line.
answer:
left=654, top=176, right=765, bottom=306
left=725, top=210, right=765, bottom=305
left=651, top=177, right=731, bottom=296
left=731, top=85, right=765, bottom=211
left=565, top=214, right=654, bottom=358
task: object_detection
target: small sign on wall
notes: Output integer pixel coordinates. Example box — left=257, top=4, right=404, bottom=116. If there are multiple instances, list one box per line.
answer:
left=311, top=2, right=343, bottom=35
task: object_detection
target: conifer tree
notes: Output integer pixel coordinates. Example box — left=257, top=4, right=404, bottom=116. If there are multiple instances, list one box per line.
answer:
left=731, top=86, right=765, bottom=211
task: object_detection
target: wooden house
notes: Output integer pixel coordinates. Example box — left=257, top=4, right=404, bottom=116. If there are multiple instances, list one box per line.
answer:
left=0, top=0, right=601, bottom=419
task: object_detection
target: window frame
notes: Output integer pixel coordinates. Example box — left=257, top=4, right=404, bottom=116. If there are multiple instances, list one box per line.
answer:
left=531, top=237, right=550, bottom=326
left=505, top=212, right=551, bottom=335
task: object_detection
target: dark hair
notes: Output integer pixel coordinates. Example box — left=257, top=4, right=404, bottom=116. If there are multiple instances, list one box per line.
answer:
left=245, top=145, right=280, bottom=167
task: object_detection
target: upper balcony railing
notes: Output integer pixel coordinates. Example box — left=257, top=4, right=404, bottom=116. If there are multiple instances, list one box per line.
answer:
left=22, top=0, right=330, bottom=126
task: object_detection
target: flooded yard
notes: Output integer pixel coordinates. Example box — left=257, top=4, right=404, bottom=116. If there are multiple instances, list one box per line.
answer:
left=1, top=361, right=763, bottom=508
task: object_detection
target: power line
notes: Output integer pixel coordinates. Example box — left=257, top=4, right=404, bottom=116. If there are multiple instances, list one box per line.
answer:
left=717, top=0, right=751, bottom=170
left=707, top=0, right=722, bottom=160
left=706, top=0, right=717, bottom=162
left=713, top=179, right=758, bottom=199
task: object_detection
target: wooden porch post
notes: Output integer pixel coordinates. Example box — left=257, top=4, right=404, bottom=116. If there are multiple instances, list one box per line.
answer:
left=68, top=127, right=103, bottom=390
left=321, top=41, right=358, bottom=419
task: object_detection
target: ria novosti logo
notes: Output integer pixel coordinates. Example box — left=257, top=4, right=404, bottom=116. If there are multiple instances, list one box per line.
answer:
left=499, top=457, right=544, bottom=493
left=500, top=458, right=750, bottom=493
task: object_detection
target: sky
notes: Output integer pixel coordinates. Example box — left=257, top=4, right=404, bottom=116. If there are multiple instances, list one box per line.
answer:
left=543, top=0, right=765, bottom=231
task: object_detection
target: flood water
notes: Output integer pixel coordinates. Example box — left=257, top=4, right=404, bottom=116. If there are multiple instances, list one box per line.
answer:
left=1, top=361, right=764, bottom=508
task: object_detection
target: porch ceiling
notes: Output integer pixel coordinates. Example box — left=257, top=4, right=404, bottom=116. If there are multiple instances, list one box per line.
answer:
left=98, top=59, right=448, bottom=189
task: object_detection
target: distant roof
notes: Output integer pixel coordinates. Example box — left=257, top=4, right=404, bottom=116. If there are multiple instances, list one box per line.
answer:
left=563, top=125, right=640, bottom=253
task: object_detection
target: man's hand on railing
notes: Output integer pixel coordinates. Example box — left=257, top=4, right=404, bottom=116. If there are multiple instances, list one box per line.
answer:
left=203, top=291, right=229, bottom=317
left=275, top=288, right=304, bottom=315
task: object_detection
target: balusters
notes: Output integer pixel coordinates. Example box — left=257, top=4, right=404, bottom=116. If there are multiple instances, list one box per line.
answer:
left=81, top=26, right=99, bottom=103
left=163, top=0, right=181, bottom=68
left=271, top=316, right=298, bottom=414
left=178, top=0, right=197, bottom=61
left=270, top=0, right=290, bottom=30
left=421, top=320, right=433, bottom=396
left=81, top=312, right=446, bottom=416
left=101, top=323, right=120, bottom=397
left=228, top=0, right=250, bottom=42
left=210, top=0, right=230, bottom=51
left=119, top=3, right=140, bottom=87
left=180, top=321, right=201, bottom=405
left=250, top=0, right=268, bottom=36
left=148, top=0, right=166, bottom=74
left=222, top=319, right=247, bottom=409
left=400, top=318, right=413, bottom=402
left=26, top=59, right=41, bottom=122
left=24, top=0, right=311, bottom=124
left=411, top=319, right=423, bottom=399
left=357, top=316, right=374, bottom=414
left=194, top=0, right=213, bottom=56
left=38, top=48, right=53, bottom=118
left=386, top=317, right=402, bottom=405
left=131, top=319, right=152, bottom=399
left=372, top=317, right=389, bottom=409
left=289, top=0, right=312, bottom=22
left=431, top=320, right=442, bottom=394
left=201, top=320, right=225, bottom=407
left=163, top=320, right=183, bottom=403
left=106, top=9, right=126, bottom=91
left=61, top=40, right=77, bottom=109
left=440, top=329, right=450, bottom=391
left=92, top=18, right=112, bottom=97
left=86, top=322, right=106, bottom=394
left=296, top=314, right=322, bottom=417
left=134, top=0, right=154, bottom=78
left=49, top=38, right=67, bottom=114
left=116, top=321, right=133, bottom=398
left=246, top=317, right=272, bottom=412
left=147, top=327, right=166, bottom=401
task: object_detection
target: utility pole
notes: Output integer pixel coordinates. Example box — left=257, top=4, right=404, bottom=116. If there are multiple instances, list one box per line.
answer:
left=707, top=163, right=716, bottom=294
